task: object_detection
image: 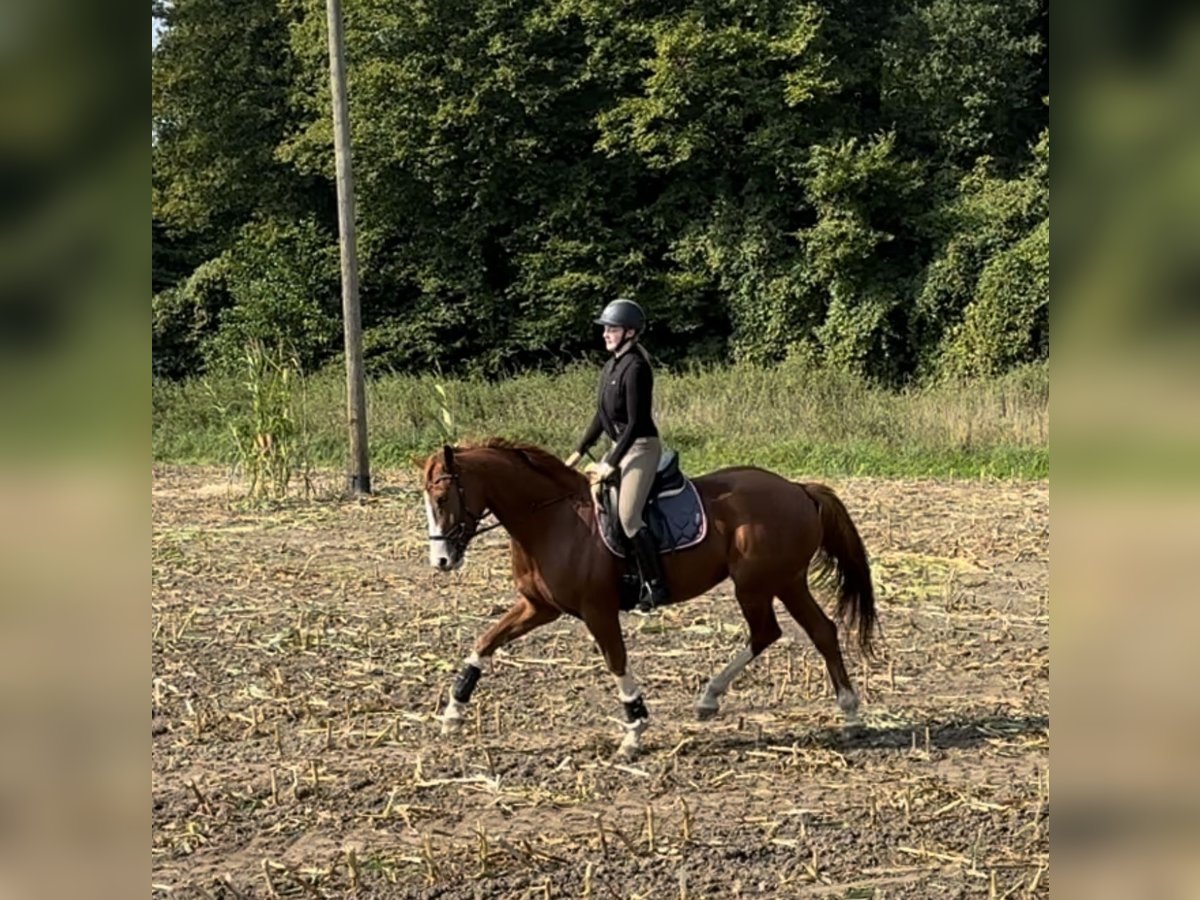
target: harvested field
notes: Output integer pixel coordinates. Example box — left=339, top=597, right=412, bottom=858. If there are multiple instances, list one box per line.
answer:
left=152, top=466, right=1049, bottom=898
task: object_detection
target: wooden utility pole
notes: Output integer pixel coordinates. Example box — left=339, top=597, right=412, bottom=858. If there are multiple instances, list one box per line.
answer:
left=325, top=0, right=370, bottom=494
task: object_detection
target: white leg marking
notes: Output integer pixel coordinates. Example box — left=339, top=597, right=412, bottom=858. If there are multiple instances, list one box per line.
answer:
left=440, top=696, right=468, bottom=733
left=697, top=646, right=754, bottom=716
left=618, top=718, right=648, bottom=759
left=614, top=671, right=640, bottom=703
left=614, top=670, right=647, bottom=758
left=440, top=652, right=484, bottom=734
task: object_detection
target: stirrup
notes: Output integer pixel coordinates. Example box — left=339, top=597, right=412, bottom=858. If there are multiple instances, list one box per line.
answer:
left=633, top=583, right=665, bottom=615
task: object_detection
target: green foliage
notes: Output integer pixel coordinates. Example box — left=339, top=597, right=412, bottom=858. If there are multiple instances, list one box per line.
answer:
left=669, top=199, right=806, bottom=365
left=205, top=341, right=313, bottom=501
left=152, top=0, right=1050, bottom=384
left=919, top=129, right=1049, bottom=377
left=803, top=134, right=926, bottom=379
left=882, top=0, right=1046, bottom=169
left=152, top=0, right=310, bottom=235
left=155, top=360, right=1049, bottom=479
left=594, top=5, right=829, bottom=169
left=203, top=217, right=341, bottom=374
left=942, top=217, right=1049, bottom=376
left=431, top=381, right=457, bottom=443
left=153, top=219, right=202, bottom=295
left=152, top=255, right=235, bottom=379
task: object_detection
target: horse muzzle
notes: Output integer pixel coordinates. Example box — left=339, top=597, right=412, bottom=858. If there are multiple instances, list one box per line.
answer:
left=429, top=540, right=465, bottom=572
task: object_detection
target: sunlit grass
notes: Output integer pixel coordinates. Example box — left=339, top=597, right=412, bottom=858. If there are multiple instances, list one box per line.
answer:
left=153, top=359, right=1049, bottom=479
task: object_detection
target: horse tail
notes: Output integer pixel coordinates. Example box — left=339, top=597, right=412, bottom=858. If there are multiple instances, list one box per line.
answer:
left=802, top=482, right=878, bottom=658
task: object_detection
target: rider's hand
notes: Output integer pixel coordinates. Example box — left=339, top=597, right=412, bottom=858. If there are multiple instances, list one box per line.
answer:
left=593, top=461, right=616, bottom=483
left=563, top=451, right=582, bottom=469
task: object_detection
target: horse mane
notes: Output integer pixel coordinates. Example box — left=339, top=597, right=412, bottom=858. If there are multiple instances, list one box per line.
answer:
left=463, top=437, right=585, bottom=492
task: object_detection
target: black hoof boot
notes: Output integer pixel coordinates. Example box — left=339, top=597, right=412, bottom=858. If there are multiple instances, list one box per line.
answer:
left=630, top=529, right=669, bottom=615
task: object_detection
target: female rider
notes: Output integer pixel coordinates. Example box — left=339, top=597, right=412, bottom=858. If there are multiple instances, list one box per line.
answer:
left=564, top=298, right=668, bottom=614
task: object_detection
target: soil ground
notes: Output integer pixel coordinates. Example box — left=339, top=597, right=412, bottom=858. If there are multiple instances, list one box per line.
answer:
left=152, top=466, right=1049, bottom=898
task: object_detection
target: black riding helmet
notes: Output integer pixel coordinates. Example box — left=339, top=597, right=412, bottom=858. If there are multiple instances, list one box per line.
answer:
left=595, top=298, right=645, bottom=331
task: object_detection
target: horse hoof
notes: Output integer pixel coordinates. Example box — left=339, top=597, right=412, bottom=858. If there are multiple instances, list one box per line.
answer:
left=695, top=704, right=719, bottom=721
left=616, top=718, right=648, bottom=759
left=615, top=741, right=641, bottom=761
left=839, top=703, right=864, bottom=732
left=440, top=716, right=464, bottom=736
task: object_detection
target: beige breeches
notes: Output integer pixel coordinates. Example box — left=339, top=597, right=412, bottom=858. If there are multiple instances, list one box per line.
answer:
left=607, top=437, right=662, bottom=538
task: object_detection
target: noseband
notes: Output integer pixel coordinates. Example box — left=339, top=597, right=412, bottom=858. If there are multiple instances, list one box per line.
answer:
left=427, top=472, right=500, bottom=554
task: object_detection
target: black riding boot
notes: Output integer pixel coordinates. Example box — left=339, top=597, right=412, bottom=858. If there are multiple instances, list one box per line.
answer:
left=630, top=528, right=669, bottom=614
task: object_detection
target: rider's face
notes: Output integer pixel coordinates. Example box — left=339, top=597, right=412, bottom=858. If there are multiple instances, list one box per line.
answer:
left=602, top=325, right=628, bottom=352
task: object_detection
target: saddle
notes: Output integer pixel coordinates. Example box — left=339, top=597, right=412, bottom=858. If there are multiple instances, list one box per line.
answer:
left=594, top=448, right=707, bottom=560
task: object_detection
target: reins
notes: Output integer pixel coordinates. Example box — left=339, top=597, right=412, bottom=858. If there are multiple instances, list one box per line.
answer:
left=473, top=489, right=580, bottom=538
left=429, top=472, right=579, bottom=545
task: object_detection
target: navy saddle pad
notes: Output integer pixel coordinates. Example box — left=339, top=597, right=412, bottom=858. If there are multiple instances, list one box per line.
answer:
left=595, top=449, right=707, bottom=557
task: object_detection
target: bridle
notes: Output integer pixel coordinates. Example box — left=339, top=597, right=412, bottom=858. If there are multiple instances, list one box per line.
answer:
left=427, top=471, right=502, bottom=555
left=427, top=466, right=586, bottom=555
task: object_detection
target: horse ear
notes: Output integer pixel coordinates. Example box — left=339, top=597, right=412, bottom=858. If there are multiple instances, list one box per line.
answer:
left=442, top=444, right=456, bottom=473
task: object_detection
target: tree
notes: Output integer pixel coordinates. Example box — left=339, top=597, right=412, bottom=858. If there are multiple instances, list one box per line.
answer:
left=881, top=0, right=1045, bottom=172
left=930, top=129, right=1049, bottom=376
left=152, top=0, right=327, bottom=240
left=203, top=216, right=341, bottom=373
left=803, top=133, right=927, bottom=380
left=151, top=0, right=1050, bottom=381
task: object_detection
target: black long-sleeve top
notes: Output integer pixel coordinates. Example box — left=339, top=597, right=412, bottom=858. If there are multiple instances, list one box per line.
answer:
left=576, top=347, right=659, bottom=465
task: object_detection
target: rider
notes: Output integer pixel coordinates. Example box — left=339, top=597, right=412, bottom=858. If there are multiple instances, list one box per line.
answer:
left=564, top=298, right=669, bottom=614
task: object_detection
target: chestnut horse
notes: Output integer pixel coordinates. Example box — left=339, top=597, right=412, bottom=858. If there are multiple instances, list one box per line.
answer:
left=422, top=439, right=877, bottom=757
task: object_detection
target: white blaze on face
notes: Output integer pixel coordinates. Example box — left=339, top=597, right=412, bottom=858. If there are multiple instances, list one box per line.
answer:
left=425, top=491, right=452, bottom=568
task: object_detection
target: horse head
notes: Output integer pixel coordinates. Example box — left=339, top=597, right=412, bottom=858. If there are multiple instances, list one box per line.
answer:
left=420, top=439, right=587, bottom=573
left=422, top=444, right=487, bottom=571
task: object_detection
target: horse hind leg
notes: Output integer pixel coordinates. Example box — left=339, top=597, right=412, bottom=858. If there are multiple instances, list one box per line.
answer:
left=777, top=581, right=862, bottom=726
left=696, top=589, right=780, bottom=720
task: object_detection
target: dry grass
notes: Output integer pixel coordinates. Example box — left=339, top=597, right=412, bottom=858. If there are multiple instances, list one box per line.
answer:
left=152, top=465, right=1049, bottom=898
left=153, top=360, right=1049, bottom=479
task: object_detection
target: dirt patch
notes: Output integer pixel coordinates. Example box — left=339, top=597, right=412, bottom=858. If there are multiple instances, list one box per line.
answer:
left=152, top=466, right=1049, bottom=898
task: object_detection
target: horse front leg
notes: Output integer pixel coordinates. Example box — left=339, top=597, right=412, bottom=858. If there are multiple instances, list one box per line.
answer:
left=440, top=595, right=560, bottom=734
left=582, top=605, right=649, bottom=759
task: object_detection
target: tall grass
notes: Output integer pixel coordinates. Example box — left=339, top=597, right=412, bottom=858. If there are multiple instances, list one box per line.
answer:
left=192, top=341, right=313, bottom=500
left=153, top=359, right=1049, bottom=479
